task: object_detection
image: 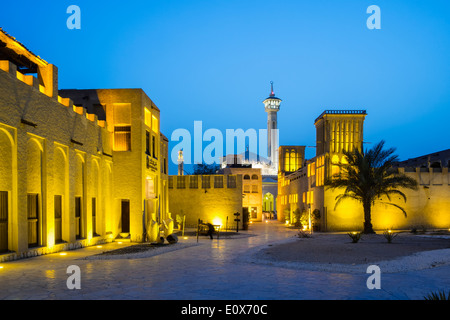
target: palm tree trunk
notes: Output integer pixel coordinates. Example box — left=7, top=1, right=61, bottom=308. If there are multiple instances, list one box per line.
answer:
left=363, top=200, right=375, bottom=234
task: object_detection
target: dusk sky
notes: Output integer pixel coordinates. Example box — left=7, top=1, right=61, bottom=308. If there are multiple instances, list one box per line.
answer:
left=1, top=0, right=449, bottom=174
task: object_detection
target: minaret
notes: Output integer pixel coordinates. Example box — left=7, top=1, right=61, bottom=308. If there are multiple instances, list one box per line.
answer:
left=263, top=81, right=281, bottom=172
left=177, top=149, right=184, bottom=176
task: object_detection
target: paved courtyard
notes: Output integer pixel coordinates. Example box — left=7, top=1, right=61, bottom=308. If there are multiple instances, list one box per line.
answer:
left=0, top=221, right=449, bottom=300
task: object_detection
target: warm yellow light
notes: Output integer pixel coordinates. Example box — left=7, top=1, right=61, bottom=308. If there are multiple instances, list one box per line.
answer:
left=96, top=245, right=103, bottom=249
left=60, top=252, right=67, bottom=256
left=285, top=221, right=290, bottom=225
left=118, top=242, right=123, bottom=244
left=303, top=225, right=308, bottom=230
left=183, top=237, right=189, bottom=240
left=265, top=220, right=268, bottom=223
left=0, top=266, right=4, bottom=269
left=212, top=218, right=222, bottom=226
left=144, top=108, right=151, bottom=127
left=151, top=115, right=159, bottom=133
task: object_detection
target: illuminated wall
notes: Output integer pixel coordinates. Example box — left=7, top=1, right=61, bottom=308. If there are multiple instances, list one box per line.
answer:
left=278, top=110, right=449, bottom=232
left=277, top=166, right=309, bottom=223
left=322, top=168, right=450, bottom=231
left=0, top=60, right=114, bottom=261
left=221, top=167, right=262, bottom=221
left=0, top=30, right=169, bottom=261
left=59, top=89, right=171, bottom=243
left=278, top=146, right=305, bottom=174
left=314, top=110, right=367, bottom=156
left=168, top=175, right=243, bottom=230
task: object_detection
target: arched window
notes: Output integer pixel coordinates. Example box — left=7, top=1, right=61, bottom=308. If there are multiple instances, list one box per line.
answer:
left=251, top=174, right=258, bottom=180
left=244, top=175, right=250, bottom=180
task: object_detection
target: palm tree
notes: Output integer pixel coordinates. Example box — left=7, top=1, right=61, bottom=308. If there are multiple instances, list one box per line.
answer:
left=325, top=140, right=418, bottom=234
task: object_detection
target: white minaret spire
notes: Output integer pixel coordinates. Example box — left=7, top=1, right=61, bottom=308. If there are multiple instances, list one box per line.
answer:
left=263, top=81, right=281, bottom=172
left=178, top=149, right=184, bottom=176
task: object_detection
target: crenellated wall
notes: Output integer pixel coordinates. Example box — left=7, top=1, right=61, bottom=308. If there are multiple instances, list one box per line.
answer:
left=277, top=155, right=450, bottom=232
left=317, top=167, right=450, bottom=232
left=0, top=60, right=114, bottom=261
left=168, top=175, right=244, bottom=230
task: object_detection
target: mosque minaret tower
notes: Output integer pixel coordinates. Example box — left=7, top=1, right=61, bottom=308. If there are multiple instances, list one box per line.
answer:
left=263, top=81, right=281, bottom=172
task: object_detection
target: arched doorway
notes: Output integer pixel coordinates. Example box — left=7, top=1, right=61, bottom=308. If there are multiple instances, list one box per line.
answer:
left=263, top=193, right=274, bottom=219
left=0, top=128, right=13, bottom=253
left=27, top=137, right=44, bottom=248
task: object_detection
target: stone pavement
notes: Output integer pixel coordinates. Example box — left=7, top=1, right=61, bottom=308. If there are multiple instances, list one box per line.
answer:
left=0, top=221, right=448, bottom=300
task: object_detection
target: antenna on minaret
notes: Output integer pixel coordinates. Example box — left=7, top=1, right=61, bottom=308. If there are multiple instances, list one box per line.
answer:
left=270, top=81, right=275, bottom=97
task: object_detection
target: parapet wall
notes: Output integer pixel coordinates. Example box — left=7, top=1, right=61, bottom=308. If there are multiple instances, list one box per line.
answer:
left=0, top=60, right=110, bottom=132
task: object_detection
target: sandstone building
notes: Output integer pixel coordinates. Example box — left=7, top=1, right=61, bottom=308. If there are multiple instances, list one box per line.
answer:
left=0, top=28, right=170, bottom=261
left=277, top=110, right=450, bottom=231
left=168, top=174, right=244, bottom=230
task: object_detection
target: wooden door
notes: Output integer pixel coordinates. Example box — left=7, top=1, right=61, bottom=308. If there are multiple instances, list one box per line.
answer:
left=92, top=198, right=97, bottom=236
left=75, top=197, right=82, bottom=239
left=121, top=200, right=130, bottom=233
left=27, top=194, right=39, bottom=247
left=54, top=195, right=63, bottom=243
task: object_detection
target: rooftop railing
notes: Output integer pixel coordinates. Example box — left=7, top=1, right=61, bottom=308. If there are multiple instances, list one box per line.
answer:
left=315, top=110, right=367, bottom=123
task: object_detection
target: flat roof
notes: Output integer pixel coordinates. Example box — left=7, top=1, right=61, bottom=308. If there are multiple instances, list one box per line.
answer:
left=315, top=110, right=367, bottom=123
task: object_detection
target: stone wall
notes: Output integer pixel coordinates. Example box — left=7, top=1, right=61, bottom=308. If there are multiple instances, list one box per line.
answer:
left=168, top=175, right=243, bottom=230
left=0, top=62, right=114, bottom=260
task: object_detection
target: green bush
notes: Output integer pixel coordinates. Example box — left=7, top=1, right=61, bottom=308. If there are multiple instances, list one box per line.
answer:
left=347, top=232, right=362, bottom=243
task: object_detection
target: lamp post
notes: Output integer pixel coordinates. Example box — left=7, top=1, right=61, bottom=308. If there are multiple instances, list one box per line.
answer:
left=234, top=212, right=241, bottom=233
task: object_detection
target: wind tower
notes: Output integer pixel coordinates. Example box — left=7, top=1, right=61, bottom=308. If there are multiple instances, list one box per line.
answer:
left=263, top=81, right=281, bottom=172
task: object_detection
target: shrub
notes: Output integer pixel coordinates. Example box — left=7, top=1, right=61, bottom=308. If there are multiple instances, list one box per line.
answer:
left=383, top=229, right=398, bottom=243
left=298, top=230, right=311, bottom=238
left=293, top=208, right=302, bottom=228
left=348, top=232, right=362, bottom=243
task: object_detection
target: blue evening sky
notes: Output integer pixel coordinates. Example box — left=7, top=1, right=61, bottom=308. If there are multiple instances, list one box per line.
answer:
left=1, top=0, right=449, bottom=174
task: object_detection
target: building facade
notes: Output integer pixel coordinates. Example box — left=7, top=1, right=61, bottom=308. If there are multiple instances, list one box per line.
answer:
left=59, top=89, right=172, bottom=243
left=0, top=29, right=169, bottom=261
left=168, top=174, right=244, bottom=230
left=277, top=110, right=450, bottom=231
left=221, top=165, right=263, bottom=222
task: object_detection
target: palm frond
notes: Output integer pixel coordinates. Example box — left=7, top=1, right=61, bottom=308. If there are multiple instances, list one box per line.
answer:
left=334, top=193, right=361, bottom=210
left=325, top=140, right=419, bottom=229
left=379, top=201, right=408, bottom=218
